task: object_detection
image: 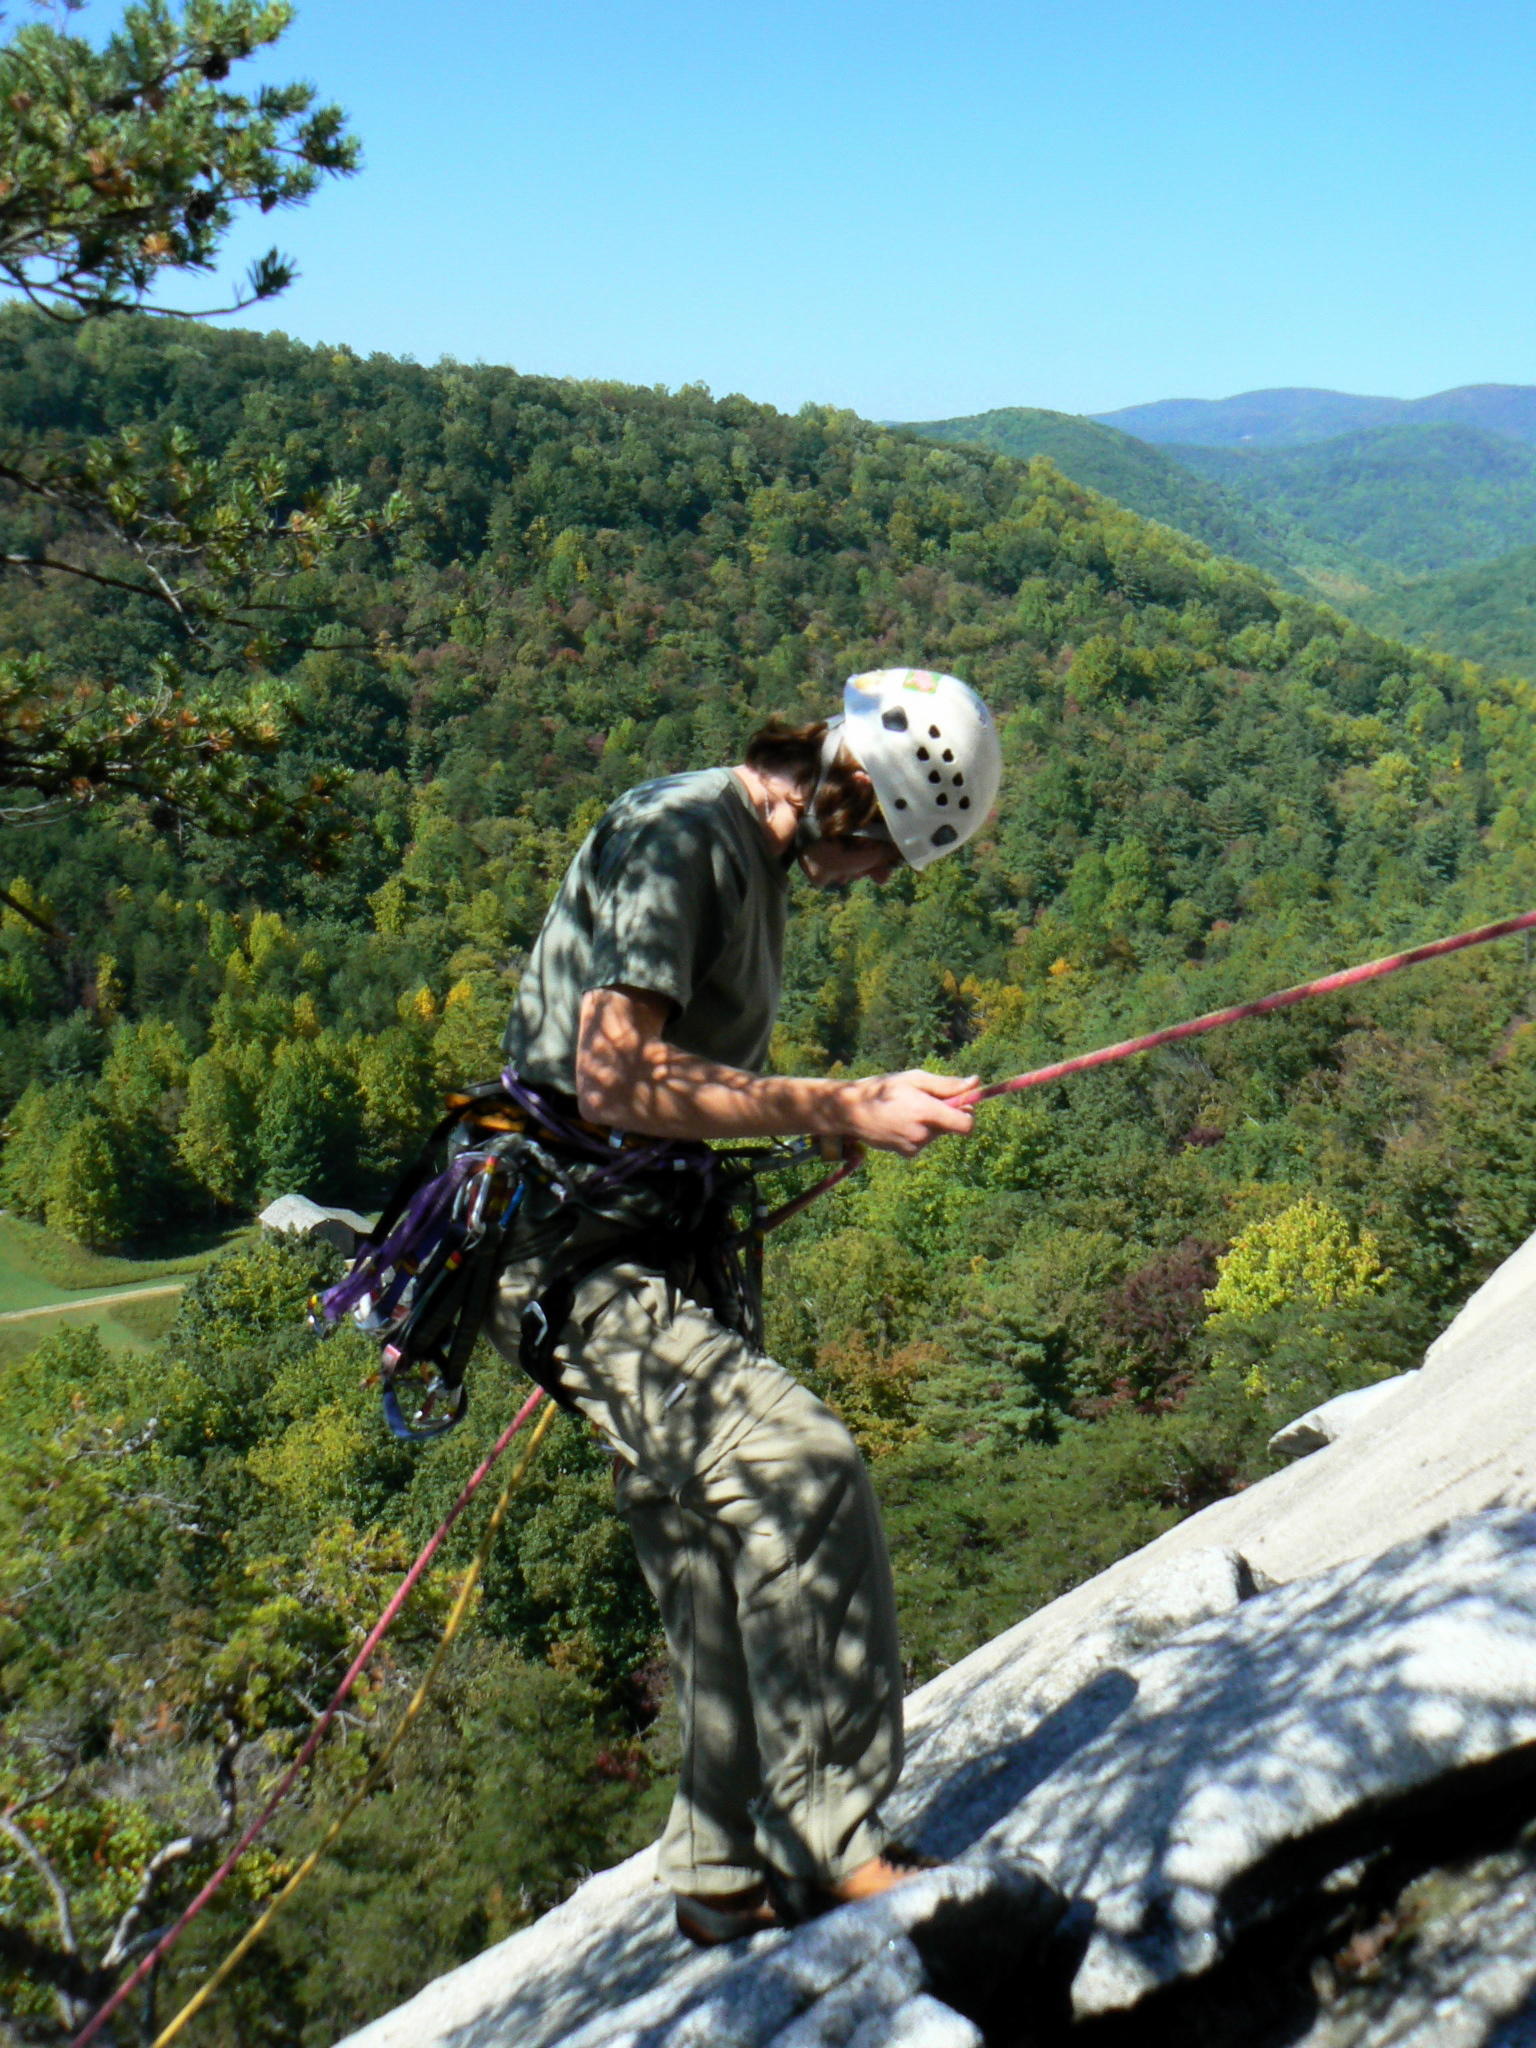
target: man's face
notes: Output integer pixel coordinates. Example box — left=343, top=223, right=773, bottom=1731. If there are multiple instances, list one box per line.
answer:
left=799, top=835, right=902, bottom=890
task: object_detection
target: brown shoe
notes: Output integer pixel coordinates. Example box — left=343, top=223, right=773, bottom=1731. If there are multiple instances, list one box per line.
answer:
left=765, top=1843, right=941, bottom=1926
left=675, top=1883, right=782, bottom=1948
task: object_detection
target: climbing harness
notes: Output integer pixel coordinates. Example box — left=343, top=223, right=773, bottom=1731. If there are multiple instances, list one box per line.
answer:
left=310, top=1070, right=820, bottom=1441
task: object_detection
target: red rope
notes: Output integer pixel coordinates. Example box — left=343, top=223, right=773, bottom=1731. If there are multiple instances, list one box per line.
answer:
left=758, top=907, right=1536, bottom=1233
left=759, top=1155, right=860, bottom=1233
left=959, top=907, right=1536, bottom=1107
left=70, top=1385, right=549, bottom=2048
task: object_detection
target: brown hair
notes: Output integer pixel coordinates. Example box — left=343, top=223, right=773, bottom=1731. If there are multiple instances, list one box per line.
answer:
left=743, top=716, right=883, bottom=840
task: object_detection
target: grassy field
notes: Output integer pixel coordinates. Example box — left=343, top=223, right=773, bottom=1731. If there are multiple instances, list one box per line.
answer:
left=0, top=1287, right=184, bottom=1370
left=0, top=1214, right=251, bottom=1313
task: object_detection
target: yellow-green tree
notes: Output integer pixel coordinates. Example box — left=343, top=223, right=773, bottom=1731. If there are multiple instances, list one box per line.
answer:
left=254, top=1031, right=360, bottom=1203
left=1205, top=1195, right=1389, bottom=1401
left=178, top=1041, right=267, bottom=1207
left=1206, top=1197, right=1386, bottom=1325
left=0, top=1082, right=75, bottom=1216
left=429, top=974, right=511, bottom=1092
left=355, top=1024, right=436, bottom=1180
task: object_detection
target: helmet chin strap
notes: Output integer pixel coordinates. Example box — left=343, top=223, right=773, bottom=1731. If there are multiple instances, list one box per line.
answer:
left=793, top=717, right=851, bottom=855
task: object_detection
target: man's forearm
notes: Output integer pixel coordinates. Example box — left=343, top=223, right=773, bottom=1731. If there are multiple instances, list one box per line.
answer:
left=578, top=1027, right=845, bottom=1141
left=575, top=986, right=976, bottom=1155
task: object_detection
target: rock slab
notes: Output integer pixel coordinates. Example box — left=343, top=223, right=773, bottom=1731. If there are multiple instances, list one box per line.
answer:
left=978, top=1506, right=1536, bottom=2018
left=1269, top=1373, right=1419, bottom=1458
left=571, top=1507, right=1536, bottom=2042
left=335, top=1553, right=1254, bottom=2048
left=336, top=1225, right=1536, bottom=2048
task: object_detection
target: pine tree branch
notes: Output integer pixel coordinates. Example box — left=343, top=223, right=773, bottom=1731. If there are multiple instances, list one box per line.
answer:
left=99, top=1728, right=242, bottom=1974
left=0, top=1812, right=83, bottom=2029
left=1, top=549, right=197, bottom=613
left=0, top=881, right=67, bottom=939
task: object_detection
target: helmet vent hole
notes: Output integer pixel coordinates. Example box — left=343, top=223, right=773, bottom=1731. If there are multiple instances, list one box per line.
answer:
left=882, top=707, right=909, bottom=732
left=952, top=773, right=964, bottom=786
left=959, top=796, right=972, bottom=810
left=931, top=825, right=958, bottom=848
left=916, top=746, right=930, bottom=761
left=928, top=770, right=942, bottom=783
left=936, top=794, right=949, bottom=807
left=894, top=797, right=908, bottom=810
left=942, top=749, right=954, bottom=762
left=929, top=724, right=942, bottom=739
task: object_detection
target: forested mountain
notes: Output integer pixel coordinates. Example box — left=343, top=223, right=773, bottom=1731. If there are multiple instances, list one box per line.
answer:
left=899, top=406, right=1298, bottom=578
left=907, top=408, right=1536, bottom=666
left=1096, top=383, right=1536, bottom=449
left=1353, top=541, right=1536, bottom=680
left=899, top=405, right=1381, bottom=597
left=1172, top=423, right=1536, bottom=576
left=13, top=309, right=1536, bottom=2041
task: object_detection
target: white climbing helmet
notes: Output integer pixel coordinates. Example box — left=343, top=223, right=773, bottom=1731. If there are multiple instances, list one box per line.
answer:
left=839, top=668, right=1002, bottom=869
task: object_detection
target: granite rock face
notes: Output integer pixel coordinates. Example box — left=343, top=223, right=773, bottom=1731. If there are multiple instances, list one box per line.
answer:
left=888, top=1546, right=1259, bottom=1863
left=1268, top=1374, right=1418, bottom=1458
left=338, top=1231, right=1536, bottom=2048
left=981, top=1507, right=1536, bottom=2019
left=554, top=1863, right=1064, bottom=2048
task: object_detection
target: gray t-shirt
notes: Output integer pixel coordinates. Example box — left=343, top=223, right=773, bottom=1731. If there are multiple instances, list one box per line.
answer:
left=503, top=769, right=789, bottom=1099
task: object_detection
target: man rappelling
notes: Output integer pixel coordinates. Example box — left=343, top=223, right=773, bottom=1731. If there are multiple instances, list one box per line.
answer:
left=124, top=648, right=1536, bottom=2027
left=487, top=667, right=1002, bottom=1945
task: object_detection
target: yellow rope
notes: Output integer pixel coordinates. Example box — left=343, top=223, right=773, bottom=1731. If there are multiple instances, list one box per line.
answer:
left=151, top=1398, right=560, bottom=2048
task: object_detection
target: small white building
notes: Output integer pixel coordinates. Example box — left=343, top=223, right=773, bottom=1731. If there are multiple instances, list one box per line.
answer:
left=258, top=1193, right=373, bottom=1256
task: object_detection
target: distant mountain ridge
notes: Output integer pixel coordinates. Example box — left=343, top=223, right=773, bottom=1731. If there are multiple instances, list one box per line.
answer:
left=1094, top=384, right=1536, bottom=449
left=1171, top=421, right=1536, bottom=575
left=898, top=405, right=1386, bottom=597
left=901, top=398, right=1536, bottom=678
left=895, top=406, right=1298, bottom=578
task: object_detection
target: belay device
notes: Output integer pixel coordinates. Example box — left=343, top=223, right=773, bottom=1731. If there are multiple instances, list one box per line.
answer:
left=310, top=1072, right=815, bottom=1442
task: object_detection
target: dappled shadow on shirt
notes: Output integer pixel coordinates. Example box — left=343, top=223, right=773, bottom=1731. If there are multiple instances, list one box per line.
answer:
left=503, top=770, right=788, bottom=1103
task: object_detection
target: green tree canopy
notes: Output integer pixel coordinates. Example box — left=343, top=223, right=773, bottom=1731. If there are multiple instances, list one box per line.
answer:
left=0, top=0, right=380, bottom=867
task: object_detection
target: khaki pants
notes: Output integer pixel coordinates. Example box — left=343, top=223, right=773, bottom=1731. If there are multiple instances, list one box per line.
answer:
left=488, top=1258, right=904, bottom=1898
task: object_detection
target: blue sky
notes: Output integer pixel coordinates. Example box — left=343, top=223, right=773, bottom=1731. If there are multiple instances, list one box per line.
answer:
left=137, top=0, right=1536, bottom=418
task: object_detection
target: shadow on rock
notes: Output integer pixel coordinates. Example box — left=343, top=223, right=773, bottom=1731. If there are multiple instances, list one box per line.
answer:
left=911, top=1866, right=1092, bottom=2046
left=904, top=1669, right=1140, bottom=1862
left=1039, top=1747, right=1536, bottom=2048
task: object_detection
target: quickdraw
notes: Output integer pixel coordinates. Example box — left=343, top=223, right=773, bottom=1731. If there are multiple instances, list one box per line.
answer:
left=308, top=1083, right=534, bottom=1440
